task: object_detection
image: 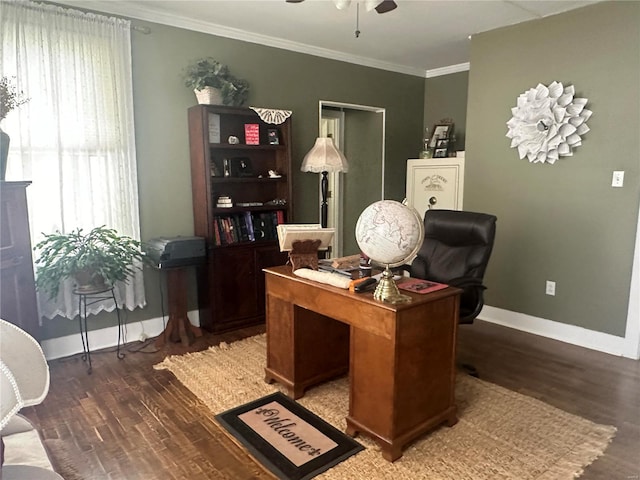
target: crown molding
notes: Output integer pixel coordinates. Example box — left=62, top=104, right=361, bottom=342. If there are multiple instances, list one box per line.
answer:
left=426, top=62, right=470, bottom=78
left=60, top=0, right=427, bottom=78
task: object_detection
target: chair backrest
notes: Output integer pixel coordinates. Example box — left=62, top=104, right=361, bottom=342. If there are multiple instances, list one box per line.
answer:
left=411, top=209, right=497, bottom=285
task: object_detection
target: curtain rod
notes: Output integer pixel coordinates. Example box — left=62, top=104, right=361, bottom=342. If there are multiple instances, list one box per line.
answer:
left=132, top=25, right=151, bottom=35
left=18, top=1, right=152, bottom=34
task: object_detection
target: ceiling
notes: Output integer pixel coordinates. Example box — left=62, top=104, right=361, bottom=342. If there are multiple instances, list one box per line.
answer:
left=59, top=0, right=600, bottom=77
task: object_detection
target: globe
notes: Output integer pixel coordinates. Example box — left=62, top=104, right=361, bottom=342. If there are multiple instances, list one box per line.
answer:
left=355, top=200, right=424, bottom=303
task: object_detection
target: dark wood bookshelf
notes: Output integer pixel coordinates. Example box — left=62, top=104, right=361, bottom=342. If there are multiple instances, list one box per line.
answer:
left=188, top=104, right=292, bottom=332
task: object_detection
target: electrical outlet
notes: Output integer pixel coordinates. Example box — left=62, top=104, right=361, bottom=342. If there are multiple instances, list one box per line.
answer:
left=545, top=280, right=556, bottom=296
left=612, top=171, right=624, bottom=187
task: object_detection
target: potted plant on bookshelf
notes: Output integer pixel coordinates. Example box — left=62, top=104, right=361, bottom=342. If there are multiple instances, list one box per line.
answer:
left=34, top=226, right=149, bottom=299
left=0, top=75, right=29, bottom=181
left=183, top=57, right=250, bottom=106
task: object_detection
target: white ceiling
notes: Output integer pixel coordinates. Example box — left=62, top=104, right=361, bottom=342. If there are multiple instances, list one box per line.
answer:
left=59, top=0, right=600, bottom=77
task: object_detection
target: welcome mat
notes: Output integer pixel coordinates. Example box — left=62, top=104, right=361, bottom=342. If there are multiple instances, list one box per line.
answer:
left=155, top=334, right=617, bottom=479
left=216, top=392, right=363, bottom=480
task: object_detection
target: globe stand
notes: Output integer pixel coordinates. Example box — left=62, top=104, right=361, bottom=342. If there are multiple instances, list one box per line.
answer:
left=373, top=265, right=412, bottom=304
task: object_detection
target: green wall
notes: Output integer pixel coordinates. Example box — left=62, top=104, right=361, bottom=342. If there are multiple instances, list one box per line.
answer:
left=465, top=1, right=640, bottom=337
left=424, top=70, right=469, bottom=152
left=39, top=18, right=424, bottom=339
left=342, top=109, right=384, bottom=255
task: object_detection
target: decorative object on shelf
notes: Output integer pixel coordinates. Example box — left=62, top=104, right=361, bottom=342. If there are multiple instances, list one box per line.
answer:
left=229, top=157, right=254, bottom=177
left=300, top=137, right=349, bottom=228
left=355, top=199, right=424, bottom=304
left=419, top=127, right=432, bottom=158
left=183, top=57, right=250, bottom=106
left=249, top=107, right=292, bottom=125
left=0, top=76, right=30, bottom=181
left=244, top=123, right=260, bottom=145
left=268, top=169, right=282, bottom=178
left=267, top=128, right=280, bottom=145
left=33, top=226, right=149, bottom=300
left=216, top=195, right=233, bottom=208
left=428, top=121, right=454, bottom=149
left=506, top=81, right=592, bottom=164
left=228, top=135, right=239, bottom=144
left=208, top=113, right=221, bottom=143
left=434, top=138, right=449, bottom=158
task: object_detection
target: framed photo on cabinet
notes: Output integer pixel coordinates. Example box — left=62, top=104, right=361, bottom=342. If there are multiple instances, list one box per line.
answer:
left=405, top=157, right=465, bottom=220
left=428, top=123, right=454, bottom=148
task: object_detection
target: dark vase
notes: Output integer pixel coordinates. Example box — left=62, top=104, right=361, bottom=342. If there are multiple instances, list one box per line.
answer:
left=0, top=127, right=9, bottom=181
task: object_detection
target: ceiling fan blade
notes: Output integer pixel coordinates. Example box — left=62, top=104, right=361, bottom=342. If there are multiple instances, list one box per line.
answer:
left=374, top=0, right=397, bottom=14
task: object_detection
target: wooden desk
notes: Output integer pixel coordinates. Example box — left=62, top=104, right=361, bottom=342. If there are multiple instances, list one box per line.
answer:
left=263, top=265, right=461, bottom=462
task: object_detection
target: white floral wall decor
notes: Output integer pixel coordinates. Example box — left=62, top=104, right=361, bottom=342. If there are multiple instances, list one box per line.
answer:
left=506, top=81, right=592, bottom=164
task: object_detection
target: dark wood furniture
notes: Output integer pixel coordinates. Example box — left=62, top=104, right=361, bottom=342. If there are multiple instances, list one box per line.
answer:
left=155, top=267, right=203, bottom=347
left=188, top=106, right=292, bottom=332
left=0, top=181, right=39, bottom=339
left=263, top=265, right=461, bottom=462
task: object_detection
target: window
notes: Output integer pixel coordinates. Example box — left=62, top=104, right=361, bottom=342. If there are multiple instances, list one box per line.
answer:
left=1, top=0, right=145, bottom=319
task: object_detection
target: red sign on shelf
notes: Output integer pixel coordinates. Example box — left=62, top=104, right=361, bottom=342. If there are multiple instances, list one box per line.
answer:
left=244, top=124, right=260, bottom=145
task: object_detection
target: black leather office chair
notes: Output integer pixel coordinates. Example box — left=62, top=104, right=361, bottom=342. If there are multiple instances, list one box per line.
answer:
left=404, top=209, right=497, bottom=374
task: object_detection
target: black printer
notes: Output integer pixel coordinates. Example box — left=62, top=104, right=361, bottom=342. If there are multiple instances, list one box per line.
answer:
left=145, top=236, right=206, bottom=269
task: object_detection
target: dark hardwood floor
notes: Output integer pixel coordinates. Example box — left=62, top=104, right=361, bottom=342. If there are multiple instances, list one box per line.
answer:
left=24, top=320, right=639, bottom=480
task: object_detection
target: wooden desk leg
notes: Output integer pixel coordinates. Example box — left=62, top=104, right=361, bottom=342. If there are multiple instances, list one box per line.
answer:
left=156, top=268, right=202, bottom=348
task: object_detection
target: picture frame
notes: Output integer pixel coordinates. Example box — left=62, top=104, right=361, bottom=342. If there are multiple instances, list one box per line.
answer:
left=229, top=157, right=254, bottom=177
left=435, top=138, right=449, bottom=149
left=434, top=148, right=448, bottom=158
left=267, top=128, right=280, bottom=145
left=429, top=123, right=454, bottom=149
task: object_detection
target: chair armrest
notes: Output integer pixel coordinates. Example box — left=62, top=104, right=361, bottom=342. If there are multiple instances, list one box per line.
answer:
left=447, top=276, right=487, bottom=324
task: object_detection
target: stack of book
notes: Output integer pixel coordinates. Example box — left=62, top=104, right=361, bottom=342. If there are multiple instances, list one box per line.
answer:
left=216, top=196, right=233, bottom=208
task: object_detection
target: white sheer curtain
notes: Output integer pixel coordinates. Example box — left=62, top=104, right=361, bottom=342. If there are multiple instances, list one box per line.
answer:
left=1, top=0, right=146, bottom=319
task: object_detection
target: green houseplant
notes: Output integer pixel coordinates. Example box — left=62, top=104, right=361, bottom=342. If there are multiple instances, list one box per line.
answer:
left=183, top=57, right=250, bottom=106
left=34, top=226, right=148, bottom=299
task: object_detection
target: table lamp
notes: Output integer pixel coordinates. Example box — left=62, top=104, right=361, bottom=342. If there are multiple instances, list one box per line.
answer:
left=300, top=137, right=349, bottom=228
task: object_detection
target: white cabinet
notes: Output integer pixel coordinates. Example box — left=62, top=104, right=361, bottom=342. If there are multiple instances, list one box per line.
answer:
left=405, top=157, right=465, bottom=220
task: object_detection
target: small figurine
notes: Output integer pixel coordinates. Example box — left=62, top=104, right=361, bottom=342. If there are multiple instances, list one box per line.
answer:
left=228, top=136, right=239, bottom=145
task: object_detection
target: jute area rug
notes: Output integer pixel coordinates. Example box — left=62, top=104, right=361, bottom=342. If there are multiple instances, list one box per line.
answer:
left=154, top=334, right=616, bottom=480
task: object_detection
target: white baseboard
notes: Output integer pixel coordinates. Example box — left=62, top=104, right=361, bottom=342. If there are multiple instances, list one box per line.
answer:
left=42, top=306, right=639, bottom=361
left=480, top=305, right=639, bottom=360
left=41, top=311, right=200, bottom=361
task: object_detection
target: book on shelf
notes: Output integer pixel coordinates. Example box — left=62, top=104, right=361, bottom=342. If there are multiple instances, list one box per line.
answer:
left=276, top=224, right=335, bottom=252
left=212, top=210, right=284, bottom=245
left=397, top=278, right=449, bottom=294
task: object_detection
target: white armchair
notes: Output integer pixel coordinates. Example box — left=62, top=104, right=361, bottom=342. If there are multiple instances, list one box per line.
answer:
left=1, top=318, right=63, bottom=479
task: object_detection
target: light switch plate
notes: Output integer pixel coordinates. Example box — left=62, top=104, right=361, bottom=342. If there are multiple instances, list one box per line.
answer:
left=612, top=171, right=624, bottom=187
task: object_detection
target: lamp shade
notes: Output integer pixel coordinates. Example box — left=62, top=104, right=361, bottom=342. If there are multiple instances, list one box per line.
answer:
left=0, top=319, right=50, bottom=431
left=300, top=137, right=349, bottom=173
